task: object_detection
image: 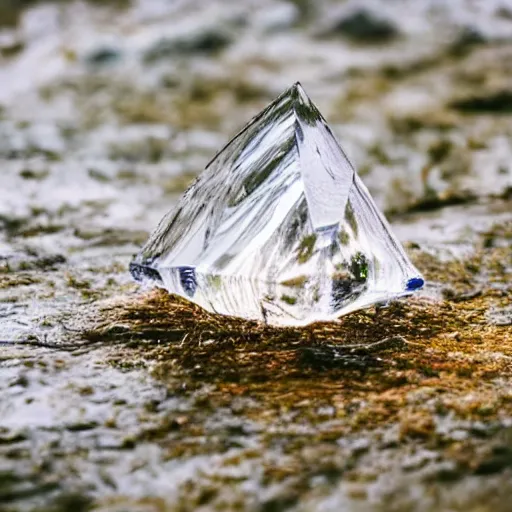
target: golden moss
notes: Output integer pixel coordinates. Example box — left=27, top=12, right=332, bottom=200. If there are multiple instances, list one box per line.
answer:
left=74, top=238, right=510, bottom=440
left=0, top=273, right=42, bottom=289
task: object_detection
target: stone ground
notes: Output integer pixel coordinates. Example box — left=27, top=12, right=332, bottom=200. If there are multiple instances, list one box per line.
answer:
left=0, top=0, right=511, bottom=510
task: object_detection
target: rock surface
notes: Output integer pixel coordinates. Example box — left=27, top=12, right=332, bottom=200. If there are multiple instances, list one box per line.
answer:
left=0, top=1, right=511, bottom=511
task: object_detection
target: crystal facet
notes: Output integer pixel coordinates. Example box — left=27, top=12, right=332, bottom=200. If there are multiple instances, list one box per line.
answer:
left=130, top=83, right=424, bottom=326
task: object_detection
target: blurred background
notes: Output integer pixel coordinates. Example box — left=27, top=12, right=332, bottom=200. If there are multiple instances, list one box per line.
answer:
left=1, top=0, right=511, bottom=228
left=1, top=1, right=512, bottom=510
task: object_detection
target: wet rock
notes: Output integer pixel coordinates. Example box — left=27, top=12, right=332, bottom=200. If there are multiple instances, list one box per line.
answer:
left=401, top=449, right=439, bottom=472
left=0, top=471, right=59, bottom=506
left=19, top=168, right=49, bottom=180
left=73, top=227, right=148, bottom=247
left=474, top=445, right=512, bottom=475
left=0, top=39, right=24, bottom=58
left=44, top=492, right=94, bottom=512
left=253, top=2, right=300, bottom=32
left=422, top=460, right=463, bottom=483
left=449, top=90, right=512, bottom=113
left=427, top=139, right=453, bottom=166
left=107, top=135, right=169, bottom=163
left=449, top=26, right=487, bottom=56
left=144, top=28, right=232, bottom=62
left=85, top=47, right=122, bottom=66
left=497, top=7, right=512, bottom=21
left=65, top=421, right=99, bottom=432
left=1, top=252, right=66, bottom=271
left=0, top=214, right=26, bottom=237
left=0, top=429, right=27, bottom=445
left=0, top=2, right=26, bottom=27
left=322, top=8, right=399, bottom=44
left=406, top=189, right=477, bottom=214
left=0, top=122, right=65, bottom=160
left=486, top=306, right=512, bottom=326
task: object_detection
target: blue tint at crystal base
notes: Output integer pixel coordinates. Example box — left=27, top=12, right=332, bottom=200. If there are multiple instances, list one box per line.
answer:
left=406, top=277, right=424, bottom=291
left=178, top=266, right=197, bottom=297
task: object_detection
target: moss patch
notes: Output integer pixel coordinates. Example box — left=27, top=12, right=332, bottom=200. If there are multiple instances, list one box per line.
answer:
left=75, top=235, right=512, bottom=444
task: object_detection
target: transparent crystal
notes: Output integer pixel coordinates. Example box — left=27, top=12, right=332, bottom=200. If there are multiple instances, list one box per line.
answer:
left=130, top=83, right=424, bottom=326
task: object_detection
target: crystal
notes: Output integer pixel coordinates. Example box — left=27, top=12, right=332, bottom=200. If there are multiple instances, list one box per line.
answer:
left=130, top=83, right=424, bottom=326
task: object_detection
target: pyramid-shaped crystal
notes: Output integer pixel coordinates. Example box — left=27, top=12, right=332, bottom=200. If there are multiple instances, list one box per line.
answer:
left=130, top=83, right=423, bottom=326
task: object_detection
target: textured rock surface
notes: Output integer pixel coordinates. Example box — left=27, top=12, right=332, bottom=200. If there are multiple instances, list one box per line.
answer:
left=0, top=1, right=511, bottom=511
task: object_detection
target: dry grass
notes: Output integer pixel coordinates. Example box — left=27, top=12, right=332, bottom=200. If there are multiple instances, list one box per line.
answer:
left=77, top=237, right=511, bottom=436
